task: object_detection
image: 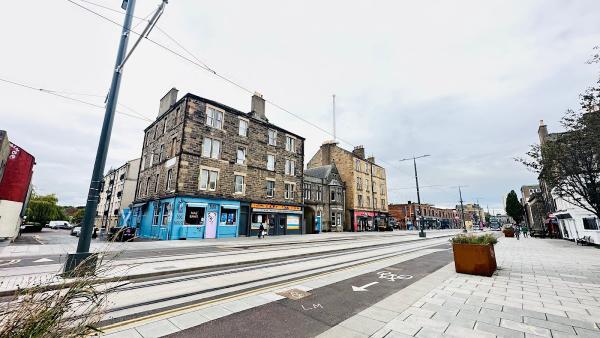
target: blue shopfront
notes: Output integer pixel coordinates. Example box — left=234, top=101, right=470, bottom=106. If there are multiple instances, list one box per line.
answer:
left=131, top=197, right=240, bottom=240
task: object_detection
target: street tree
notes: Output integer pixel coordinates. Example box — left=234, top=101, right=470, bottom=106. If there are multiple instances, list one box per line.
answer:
left=518, top=90, right=600, bottom=220
left=505, top=190, right=524, bottom=224
left=25, top=193, right=65, bottom=225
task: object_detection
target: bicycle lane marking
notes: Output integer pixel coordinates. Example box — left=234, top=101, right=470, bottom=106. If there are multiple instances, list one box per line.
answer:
left=167, top=247, right=452, bottom=338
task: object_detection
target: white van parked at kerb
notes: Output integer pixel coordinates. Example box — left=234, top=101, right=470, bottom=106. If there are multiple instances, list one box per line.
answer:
left=47, top=221, right=73, bottom=229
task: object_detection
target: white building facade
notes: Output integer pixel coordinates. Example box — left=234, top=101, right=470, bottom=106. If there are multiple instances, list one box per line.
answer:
left=95, top=158, right=141, bottom=230
left=553, top=194, right=600, bottom=244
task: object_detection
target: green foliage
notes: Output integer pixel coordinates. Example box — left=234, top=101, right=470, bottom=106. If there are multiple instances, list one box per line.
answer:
left=25, top=192, right=64, bottom=225
left=451, top=234, right=498, bottom=245
left=71, top=209, right=85, bottom=224
left=505, top=190, right=524, bottom=224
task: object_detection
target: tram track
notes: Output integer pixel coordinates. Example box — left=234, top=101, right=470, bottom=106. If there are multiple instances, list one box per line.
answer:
left=99, top=235, right=454, bottom=328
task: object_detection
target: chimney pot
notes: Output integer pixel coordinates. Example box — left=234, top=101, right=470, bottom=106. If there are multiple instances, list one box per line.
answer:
left=352, top=145, right=365, bottom=159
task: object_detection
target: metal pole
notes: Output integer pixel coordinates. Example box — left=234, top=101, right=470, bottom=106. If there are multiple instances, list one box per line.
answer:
left=332, top=94, right=336, bottom=142
left=64, top=0, right=137, bottom=274
left=459, top=186, right=467, bottom=232
left=414, top=157, right=425, bottom=238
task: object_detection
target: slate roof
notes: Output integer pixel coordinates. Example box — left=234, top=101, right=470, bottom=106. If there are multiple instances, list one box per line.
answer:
left=304, top=165, right=332, bottom=179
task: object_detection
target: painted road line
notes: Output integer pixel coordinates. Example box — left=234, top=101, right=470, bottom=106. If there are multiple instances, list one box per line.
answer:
left=99, top=243, right=450, bottom=333
left=166, top=249, right=453, bottom=338
left=351, top=281, right=378, bottom=292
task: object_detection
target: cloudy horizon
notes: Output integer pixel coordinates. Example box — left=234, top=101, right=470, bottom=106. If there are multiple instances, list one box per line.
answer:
left=2, top=0, right=599, bottom=213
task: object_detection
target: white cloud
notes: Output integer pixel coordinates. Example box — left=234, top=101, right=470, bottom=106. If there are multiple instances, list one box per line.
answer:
left=1, top=0, right=599, bottom=209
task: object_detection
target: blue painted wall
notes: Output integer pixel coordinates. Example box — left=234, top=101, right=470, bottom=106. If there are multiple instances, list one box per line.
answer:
left=132, top=196, right=240, bottom=240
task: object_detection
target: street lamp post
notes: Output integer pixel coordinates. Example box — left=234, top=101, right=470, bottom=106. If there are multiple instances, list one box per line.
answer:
left=459, top=186, right=467, bottom=233
left=64, top=0, right=167, bottom=275
left=399, top=155, right=430, bottom=238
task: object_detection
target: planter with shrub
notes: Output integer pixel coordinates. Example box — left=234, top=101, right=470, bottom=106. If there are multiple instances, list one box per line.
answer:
left=451, top=234, right=498, bottom=277
left=503, top=226, right=515, bottom=237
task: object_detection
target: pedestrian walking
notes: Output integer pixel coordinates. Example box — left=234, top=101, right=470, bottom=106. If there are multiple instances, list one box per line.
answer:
left=258, top=223, right=265, bottom=239
left=522, top=225, right=529, bottom=238
left=515, top=225, right=521, bottom=240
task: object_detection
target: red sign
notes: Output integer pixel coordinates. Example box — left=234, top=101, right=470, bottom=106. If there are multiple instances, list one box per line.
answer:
left=0, top=143, right=35, bottom=203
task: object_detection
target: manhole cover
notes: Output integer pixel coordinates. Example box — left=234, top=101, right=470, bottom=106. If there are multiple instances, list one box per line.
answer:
left=277, top=288, right=311, bottom=300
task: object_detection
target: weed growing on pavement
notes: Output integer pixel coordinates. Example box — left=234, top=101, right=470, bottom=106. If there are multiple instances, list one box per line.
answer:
left=0, top=231, right=134, bottom=338
left=451, top=233, right=498, bottom=245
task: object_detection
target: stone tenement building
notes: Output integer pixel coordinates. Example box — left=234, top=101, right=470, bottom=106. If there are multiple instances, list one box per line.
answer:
left=388, top=203, right=458, bottom=230
left=455, top=203, right=485, bottom=224
left=131, top=89, right=304, bottom=240
left=520, top=184, right=540, bottom=227
left=303, top=163, right=345, bottom=233
left=307, top=141, right=388, bottom=232
left=95, top=158, right=140, bottom=231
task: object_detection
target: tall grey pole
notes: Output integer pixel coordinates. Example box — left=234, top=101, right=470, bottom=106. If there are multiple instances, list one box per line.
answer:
left=65, top=0, right=137, bottom=274
left=413, top=158, right=425, bottom=238
left=332, top=94, right=336, bottom=142
left=459, top=186, right=467, bottom=232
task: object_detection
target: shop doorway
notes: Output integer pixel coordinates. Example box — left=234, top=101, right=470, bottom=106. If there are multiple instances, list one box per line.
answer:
left=239, top=206, right=249, bottom=236
left=304, top=207, right=316, bottom=234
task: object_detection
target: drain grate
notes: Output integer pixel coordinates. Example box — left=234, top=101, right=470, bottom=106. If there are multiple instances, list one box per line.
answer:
left=276, top=288, right=311, bottom=300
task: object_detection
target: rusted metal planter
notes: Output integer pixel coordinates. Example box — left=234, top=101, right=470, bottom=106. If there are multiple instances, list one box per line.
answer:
left=503, top=229, right=514, bottom=237
left=452, top=243, right=497, bottom=277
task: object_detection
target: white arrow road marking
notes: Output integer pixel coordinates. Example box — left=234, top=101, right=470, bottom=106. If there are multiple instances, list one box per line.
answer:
left=352, top=281, right=379, bottom=292
left=0, top=259, right=21, bottom=267
left=33, top=258, right=53, bottom=263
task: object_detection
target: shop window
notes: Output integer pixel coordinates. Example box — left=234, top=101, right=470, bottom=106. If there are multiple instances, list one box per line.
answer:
left=252, top=213, right=275, bottom=230
left=162, top=203, right=171, bottom=225
left=152, top=206, right=160, bottom=225
left=583, top=217, right=599, bottom=230
left=221, top=208, right=237, bottom=225
left=185, top=206, right=205, bottom=225
left=266, top=180, right=275, bottom=197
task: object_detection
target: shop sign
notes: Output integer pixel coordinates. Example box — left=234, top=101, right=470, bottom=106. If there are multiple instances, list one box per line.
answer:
left=251, top=203, right=302, bottom=214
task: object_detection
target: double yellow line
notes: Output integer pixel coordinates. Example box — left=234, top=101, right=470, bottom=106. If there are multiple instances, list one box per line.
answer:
left=101, top=240, right=448, bottom=334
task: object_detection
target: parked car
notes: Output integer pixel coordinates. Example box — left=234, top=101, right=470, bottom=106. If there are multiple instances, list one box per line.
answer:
left=70, top=226, right=82, bottom=237
left=107, top=226, right=135, bottom=242
left=20, top=222, right=43, bottom=232
left=48, top=221, right=73, bottom=230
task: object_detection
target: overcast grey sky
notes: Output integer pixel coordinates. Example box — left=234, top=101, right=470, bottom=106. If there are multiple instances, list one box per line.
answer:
left=1, top=0, right=599, bottom=212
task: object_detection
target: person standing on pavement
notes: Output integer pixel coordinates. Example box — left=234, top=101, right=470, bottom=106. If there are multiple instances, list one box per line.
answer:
left=258, top=223, right=265, bottom=239
left=515, top=224, right=521, bottom=240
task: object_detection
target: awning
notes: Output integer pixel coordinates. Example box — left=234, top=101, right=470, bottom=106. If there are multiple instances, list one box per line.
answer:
left=221, top=204, right=240, bottom=209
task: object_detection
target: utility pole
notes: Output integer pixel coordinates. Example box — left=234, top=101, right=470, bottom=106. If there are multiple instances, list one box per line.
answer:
left=332, top=94, right=336, bottom=142
left=399, top=155, right=430, bottom=238
left=65, top=0, right=167, bottom=274
left=459, top=186, right=467, bottom=232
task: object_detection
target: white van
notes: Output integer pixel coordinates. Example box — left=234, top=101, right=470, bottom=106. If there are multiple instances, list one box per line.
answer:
left=47, top=221, right=73, bottom=229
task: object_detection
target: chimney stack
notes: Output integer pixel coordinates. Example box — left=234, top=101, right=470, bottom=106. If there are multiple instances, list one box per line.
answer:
left=538, top=119, right=548, bottom=145
left=159, top=87, right=178, bottom=118
left=367, top=155, right=375, bottom=163
left=352, top=145, right=365, bottom=159
left=250, top=92, right=267, bottom=122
